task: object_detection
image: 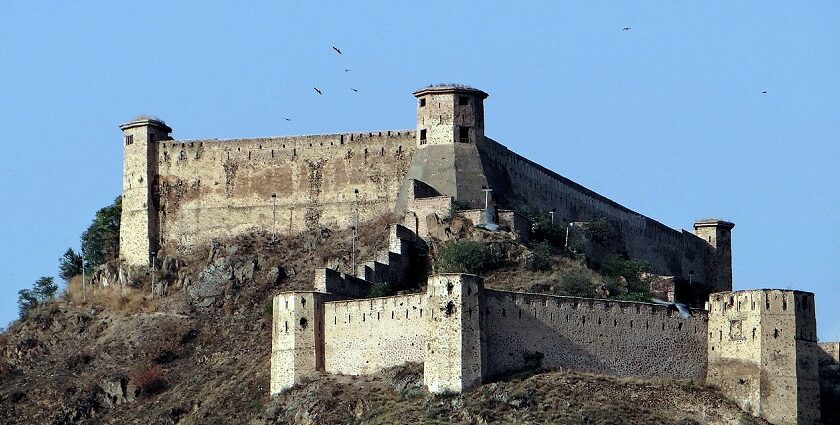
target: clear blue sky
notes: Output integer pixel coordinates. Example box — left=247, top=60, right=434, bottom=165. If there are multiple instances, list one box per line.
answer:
left=1, top=2, right=837, bottom=340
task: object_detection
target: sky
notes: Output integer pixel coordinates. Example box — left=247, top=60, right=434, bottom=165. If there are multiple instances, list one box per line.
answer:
left=0, top=2, right=837, bottom=340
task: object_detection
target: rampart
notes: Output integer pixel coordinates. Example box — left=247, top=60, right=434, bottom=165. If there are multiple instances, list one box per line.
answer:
left=476, top=138, right=713, bottom=287
left=153, top=131, right=415, bottom=256
left=482, top=289, right=708, bottom=379
left=323, top=294, right=426, bottom=375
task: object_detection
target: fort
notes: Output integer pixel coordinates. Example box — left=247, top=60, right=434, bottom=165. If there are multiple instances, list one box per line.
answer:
left=119, top=85, right=836, bottom=424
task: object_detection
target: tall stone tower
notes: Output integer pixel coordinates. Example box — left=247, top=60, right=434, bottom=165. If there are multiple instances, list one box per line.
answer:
left=404, top=85, right=490, bottom=208
left=693, top=219, right=734, bottom=292
left=707, top=289, right=821, bottom=425
left=119, top=116, right=171, bottom=267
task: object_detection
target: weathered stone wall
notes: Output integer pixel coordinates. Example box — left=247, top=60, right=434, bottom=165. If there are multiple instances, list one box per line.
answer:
left=322, top=293, right=426, bottom=375
left=476, top=138, right=713, bottom=285
left=425, top=274, right=485, bottom=393
left=819, top=342, right=840, bottom=424
left=154, top=131, right=415, bottom=255
left=707, top=290, right=821, bottom=425
left=482, top=289, right=708, bottom=380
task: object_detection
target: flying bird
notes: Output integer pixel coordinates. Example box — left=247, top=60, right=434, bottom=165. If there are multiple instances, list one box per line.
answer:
left=314, top=87, right=323, bottom=95
left=351, top=88, right=358, bottom=92
left=282, top=117, right=291, bottom=121
left=762, top=91, right=767, bottom=94
left=344, top=69, right=351, bottom=72
left=622, top=27, right=631, bottom=31
left=650, top=298, right=692, bottom=319
left=332, top=46, right=342, bottom=54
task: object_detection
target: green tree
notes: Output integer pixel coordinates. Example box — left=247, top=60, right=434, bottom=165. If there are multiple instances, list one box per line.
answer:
left=33, top=276, right=57, bottom=301
left=58, top=248, right=84, bottom=281
left=17, top=289, right=38, bottom=318
left=17, top=276, right=58, bottom=319
left=81, top=196, right=121, bottom=267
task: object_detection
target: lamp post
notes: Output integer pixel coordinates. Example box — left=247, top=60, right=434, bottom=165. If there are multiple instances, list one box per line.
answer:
left=549, top=208, right=556, bottom=225
left=564, top=223, right=573, bottom=251
left=271, top=192, right=277, bottom=242
left=352, top=189, right=359, bottom=274
left=481, top=186, right=493, bottom=210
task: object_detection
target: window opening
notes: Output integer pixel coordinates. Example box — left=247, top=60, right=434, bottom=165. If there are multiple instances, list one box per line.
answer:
left=458, top=96, right=469, bottom=105
left=458, top=126, right=469, bottom=143
left=419, top=98, right=426, bottom=107
left=419, top=129, right=427, bottom=145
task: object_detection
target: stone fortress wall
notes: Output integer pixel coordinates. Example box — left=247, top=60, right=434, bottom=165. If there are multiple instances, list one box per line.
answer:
left=154, top=131, right=415, bottom=256
left=120, top=85, right=731, bottom=298
left=482, top=289, right=708, bottom=380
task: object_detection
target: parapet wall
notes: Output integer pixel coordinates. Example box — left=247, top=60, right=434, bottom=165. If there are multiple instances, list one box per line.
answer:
left=323, top=293, right=426, bottom=375
left=483, top=289, right=708, bottom=379
left=154, top=131, right=415, bottom=253
left=477, top=138, right=711, bottom=284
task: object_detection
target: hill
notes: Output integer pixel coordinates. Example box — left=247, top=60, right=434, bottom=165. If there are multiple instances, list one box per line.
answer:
left=0, top=218, right=764, bottom=424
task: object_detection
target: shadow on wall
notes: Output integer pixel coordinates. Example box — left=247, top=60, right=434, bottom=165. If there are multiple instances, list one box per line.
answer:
left=482, top=290, right=708, bottom=381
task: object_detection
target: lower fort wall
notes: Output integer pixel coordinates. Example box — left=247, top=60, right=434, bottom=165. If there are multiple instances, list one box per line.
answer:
left=323, top=293, right=427, bottom=375
left=482, top=289, right=708, bottom=380
left=154, top=131, right=415, bottom=254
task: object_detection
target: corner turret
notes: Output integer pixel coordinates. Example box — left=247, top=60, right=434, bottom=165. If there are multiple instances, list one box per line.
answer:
left=413, top=85, right=487, bottom=147
left=119, top=116, right=171, bottom=267
left=694, top=219, right=734, bottom=293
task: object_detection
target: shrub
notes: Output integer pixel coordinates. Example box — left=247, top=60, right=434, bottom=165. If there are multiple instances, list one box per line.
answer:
left=58, top=248, right=84, bottom=281
left=368, top=282, right=394, bottom=298
left=81, top=196, right=122, bottom=268
left=436, top=241, right=499, bottom=274
left=527, top=242, right=552, bottom=271
left=560, top=273, right=595, bottom=298
left=586, top=215, right=618, bottom=246
left=130, top=364, right=167, bottom=396
left=17, top=277, right=58, bottom=319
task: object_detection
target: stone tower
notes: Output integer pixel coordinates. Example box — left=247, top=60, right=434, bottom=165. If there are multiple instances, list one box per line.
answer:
left=119, top=116, right=171, bottom=267
left=693, top=219, right=734, bottom=293
left=405, top=85, right=490, bottom=208
left=707, top=289, right=821, bottom=425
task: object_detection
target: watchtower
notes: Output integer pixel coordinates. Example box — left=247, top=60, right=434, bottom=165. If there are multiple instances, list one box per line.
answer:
left=406, top=86, right=491, bottom=207
left=707, top=289, right=821, bottom=425
left=693, top=219, right=734, bottom=293
left=119, top=116, right=171, bottom=267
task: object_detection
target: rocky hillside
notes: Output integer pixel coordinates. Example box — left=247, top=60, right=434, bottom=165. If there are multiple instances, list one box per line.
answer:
left=0, top=217, right=764, bottom=424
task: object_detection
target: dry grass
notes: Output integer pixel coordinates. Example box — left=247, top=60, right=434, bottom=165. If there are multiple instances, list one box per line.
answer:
left=64, top=275, right=154, bottom=314
left=130, top=364, right=167, bottom=396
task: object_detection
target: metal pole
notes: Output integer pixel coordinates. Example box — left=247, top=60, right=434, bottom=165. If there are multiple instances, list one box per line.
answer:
left=271, top=193, right=277, bottom=241
left=81, top=249, right=86, bottom=302
left=549, top=211, right=555, bottom=224
left=352, top=189, right=359, bottom=274
left=150, top=251, right=156, bottom=298
left=564, top=223, right=571, bottom=250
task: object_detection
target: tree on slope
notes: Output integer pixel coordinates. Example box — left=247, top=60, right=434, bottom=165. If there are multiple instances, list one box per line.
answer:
left=81, top=196, right=121, bottom=267
left=17, top=276, right=58, bottom=318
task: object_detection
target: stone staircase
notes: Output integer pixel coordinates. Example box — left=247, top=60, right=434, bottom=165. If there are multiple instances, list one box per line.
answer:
left=314, top=223, right=421, bottom=298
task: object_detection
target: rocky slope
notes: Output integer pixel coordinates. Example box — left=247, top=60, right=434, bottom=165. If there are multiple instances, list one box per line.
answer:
left=0, top=219, right=765, bottom=424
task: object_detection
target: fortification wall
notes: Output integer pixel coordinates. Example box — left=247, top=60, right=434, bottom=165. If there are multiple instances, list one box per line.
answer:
left=477, top=138, right=709, bottom=282
left=482, top=289, right=708, bottom=380
left=323, top=293, right=426, bottom=375
left=153, top=131, right=415, bottom=252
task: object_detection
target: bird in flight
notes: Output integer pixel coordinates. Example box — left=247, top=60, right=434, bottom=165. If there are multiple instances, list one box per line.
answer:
left=314, top=87, right=323, bottom=95
left=282, top=117, right=291, bottom=121
left=762, top=91, right=767, bottom=94
left=332, top=46, right=342, bottom=54
left=344, top=69, right=351, bottom=72
left=351, top=88, right=358, bottom=92
left=650, top=298, right=692, bottom=319
left=622, top=27, right=631, bottom=31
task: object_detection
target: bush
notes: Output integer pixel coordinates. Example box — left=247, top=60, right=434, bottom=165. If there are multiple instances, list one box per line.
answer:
left=368, top=282, right=395, bottom=298
left=58, top=248, right=84, bottom=282
left=527, top=242, right=552, bottom=271
left=81, top=196, right=122, bottom=268
left=130, top=364, right=167, bottom=396
left=436, top=241, right=499, bottom=274
left=560, top=273, right=595, bottom=298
